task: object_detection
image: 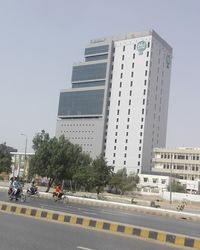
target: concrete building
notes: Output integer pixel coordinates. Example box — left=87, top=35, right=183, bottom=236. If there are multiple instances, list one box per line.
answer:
left=56, top=30, right=172, bottom=174
left=10, top=152, right=34, bottom=178
left=152, top=147, right=200, bottom=180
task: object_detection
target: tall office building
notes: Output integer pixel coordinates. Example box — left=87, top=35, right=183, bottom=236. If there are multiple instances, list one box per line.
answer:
left=56, top=30, right=172, bottom=174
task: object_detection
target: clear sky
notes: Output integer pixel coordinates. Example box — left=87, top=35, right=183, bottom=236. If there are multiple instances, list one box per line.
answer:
left=0, top=0, right=200, bottom=152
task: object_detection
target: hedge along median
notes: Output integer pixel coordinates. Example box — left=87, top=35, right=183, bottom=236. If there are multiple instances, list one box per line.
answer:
left=0, top=201, right=200, bottom=249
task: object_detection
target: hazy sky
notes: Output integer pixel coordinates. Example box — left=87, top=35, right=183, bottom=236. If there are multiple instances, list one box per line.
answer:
left=0, top=0, right=200, bottom=152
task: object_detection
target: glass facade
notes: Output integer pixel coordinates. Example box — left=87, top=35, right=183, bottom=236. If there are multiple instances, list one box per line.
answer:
left=58, top=89, right=104, bottom=116
left=85, top=54, right=108, bottom=62
left=72, top=63, right=107, bottom=82
left=85, top=45, right=109, bottom=56
left=72, top=80, right=105, bottom=88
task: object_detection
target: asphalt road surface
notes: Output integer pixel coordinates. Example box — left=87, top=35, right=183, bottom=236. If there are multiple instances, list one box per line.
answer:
left=0, top=212, right=182, bottom=250
left=0, top=191, right=199, bottom=238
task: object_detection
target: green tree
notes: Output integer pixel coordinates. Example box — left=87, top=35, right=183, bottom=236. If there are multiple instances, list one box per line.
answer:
left=29, top=130, right=92, bottom=192
left=0, top=143, right=12, bottom=174
left=92, top=155, right=114, bottom=195
left=167, top=180, right=185, bottom=193
left=109, top=168, right=139, bottom=195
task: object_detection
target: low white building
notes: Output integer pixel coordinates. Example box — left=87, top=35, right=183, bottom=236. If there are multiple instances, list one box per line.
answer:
left=138, top=173, right=175, bottom=192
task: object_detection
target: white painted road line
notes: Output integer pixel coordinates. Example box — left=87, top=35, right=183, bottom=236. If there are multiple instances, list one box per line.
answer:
left=77, top=246, right=95, bottom=250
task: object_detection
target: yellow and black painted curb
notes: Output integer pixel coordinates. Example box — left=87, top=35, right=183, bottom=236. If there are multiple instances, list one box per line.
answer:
left=0, top=202, right=200, bottom=249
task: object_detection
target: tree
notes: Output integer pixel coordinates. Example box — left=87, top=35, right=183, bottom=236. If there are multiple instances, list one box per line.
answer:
left=0, top=143, right=12, bottom=174
left=167, top=180, right=185, bottom=193
left=29, top=130, right=91, bottom=192
left=109, top=168, right=139, bottom=195
left=92, top=155, right=114, bottom=195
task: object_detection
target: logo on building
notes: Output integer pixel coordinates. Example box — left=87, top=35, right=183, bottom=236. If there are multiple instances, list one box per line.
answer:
left=137, top=41, right=147, bottom=55
left=166, top=55, right=171, bottom=68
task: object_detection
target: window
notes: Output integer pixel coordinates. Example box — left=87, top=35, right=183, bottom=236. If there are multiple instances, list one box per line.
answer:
left=120, top=73, right=123, bottom=78
left=124, top=161, right=126, bottom=165
left=131, top=72, right=134, bottom=77
left=140, top=132, right=142, bottom=136
left=117, top=109, right=119, bottom=115
left=128, top=109, right=130, bottom=115
left=132, top=62, right=134, bottom=68
left=130, top=81, right=133, bottom=87
left=148, top=42, right=150, bottom=48
left=116, top=125, right=118, bottom=129
left=122, top=55, right=125, bottom=60
left=126, top=132, right=129, bottom=136
left=129, top=100, right=131, bottom=105
left=127, top=117, right=130, bottom=122
left=144, top=178, right=148, bottom=182
left=142, top=109, right=144, bottom=114
left=127, top=124, right=129, bottom=129
left=124, top=153, right=127, bottom=158
left=123, top=46, right=125, bottom=51
left=161, top=179, right=166, bottom=184
left=130, top=90, right=132, bottom=96
left=125, top=146, right=127, bottom=150
left=153, top=178, right=158, bottom=184
left=144, top=79, right=147, bottom=86
left=133, top=53, right=135, bottom=59
left=143, top=99, right=145, bottom=105
left=143, top=89, right=146, bottom=95
left=139, top=139, right=142, bottom=144
left=126, top=139, right=128, bottom=143
left=146, top=61, right=148, bottom=67
left=139, top=146, right=141, bottom=151
left=134, top=44, right=136, bottom=50
left=141, top=125, right=143, bottom=129
left=116, top=118, right=119, bottom=122
left=115, top=132, right=118, bottom=136
left=147, top=51, right=149, bottom=57
left=121, top=64, right=124, bottom=70
left=138, top=154, right=141, bottom=158
left=115, top=139, right=117, bottom=143
left=120, top=82, right=122, bottom=88
left=145, top=70, right=148, bottom=76
left=118, top=100, right=120, bottom=106
left=114, top=146, right=116, bottom=150
left=113, top=160, right=115, bottom=164
left=138, top=162, right=140, bottom=166
left=119, top=91, right=121, bottom=97
left=113, top=153, right=116, bottom=157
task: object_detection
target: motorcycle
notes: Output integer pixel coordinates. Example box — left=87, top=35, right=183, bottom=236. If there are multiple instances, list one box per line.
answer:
left=52, top=192, right=69, bottom=204
left=27, top=186, right=39, bottom=197
left=9, top=187, right=26, bottom=202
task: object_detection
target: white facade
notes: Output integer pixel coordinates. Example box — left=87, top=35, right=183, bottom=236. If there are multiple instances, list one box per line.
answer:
left=56, top=30, right=172, bottom=174
left=153, top=147, right=200, bottom=181
left=138, top=173, right=171, bottom=191
left=105, top=32, right=172, bottom=173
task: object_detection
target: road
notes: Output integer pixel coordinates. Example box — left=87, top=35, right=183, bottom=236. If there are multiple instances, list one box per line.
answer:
left=0, top=212, right=181, bottom=250
left=0, top=192, right=199, bottom=238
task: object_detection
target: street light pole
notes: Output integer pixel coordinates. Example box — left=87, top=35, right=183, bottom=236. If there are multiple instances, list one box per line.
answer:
left=169, top=153, right=173, bottom=204
left=21, top=133, right=27, bottom=179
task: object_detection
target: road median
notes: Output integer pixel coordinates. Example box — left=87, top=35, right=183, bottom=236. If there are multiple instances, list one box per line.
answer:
left=0, top=201, right=199, bottom=249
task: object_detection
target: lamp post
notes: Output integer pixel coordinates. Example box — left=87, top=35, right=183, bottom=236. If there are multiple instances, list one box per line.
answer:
left=169, top=153, right=173, bottom=204
left=21, top=133, right=27, bottom=179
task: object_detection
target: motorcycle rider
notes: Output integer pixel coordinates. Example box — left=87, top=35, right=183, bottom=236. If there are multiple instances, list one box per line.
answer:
left=29, top=179, right=37, bottom=194
left=8, top=177, right=14, bottom=195
left=53, top=184, right=63, bottom=200
left=12, top=177, right=21, bottom=199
